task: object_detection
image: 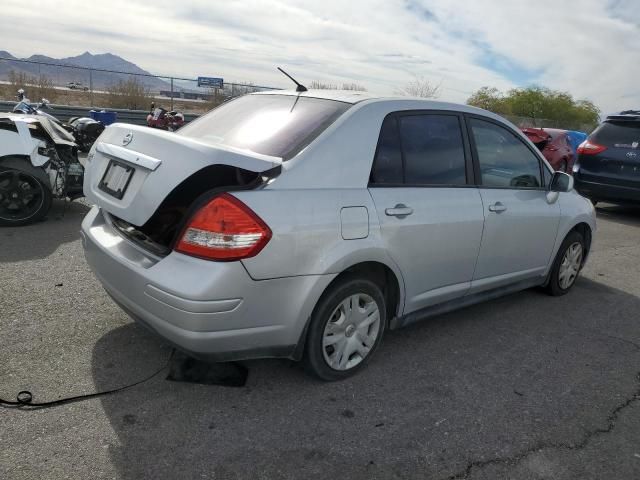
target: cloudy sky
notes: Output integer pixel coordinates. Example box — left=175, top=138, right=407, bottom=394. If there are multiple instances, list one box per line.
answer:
left=2, top=0, right=638, bottom=113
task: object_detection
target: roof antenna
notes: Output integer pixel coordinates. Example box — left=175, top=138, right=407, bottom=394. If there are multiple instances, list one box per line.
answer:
left=277, top=67, right=308, bottom=92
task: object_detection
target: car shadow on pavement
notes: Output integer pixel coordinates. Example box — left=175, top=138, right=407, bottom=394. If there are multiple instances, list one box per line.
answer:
left=91, top=277, right=640, bottom=480
left=0, top=199, right=90, bottom=263
left=595, top=203, right=640, bottom=227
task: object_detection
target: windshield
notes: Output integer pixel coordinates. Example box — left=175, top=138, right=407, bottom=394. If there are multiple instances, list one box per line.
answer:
left=591, top=121, right=640, bottom=148
left=178, top=94, right=352, bottom=159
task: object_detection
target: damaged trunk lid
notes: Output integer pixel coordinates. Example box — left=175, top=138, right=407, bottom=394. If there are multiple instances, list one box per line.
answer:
left=84, top=123, right=281, bottom=226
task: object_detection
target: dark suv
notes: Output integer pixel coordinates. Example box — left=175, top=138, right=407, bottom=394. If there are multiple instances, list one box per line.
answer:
left=574, top=111, right=640, bottom=205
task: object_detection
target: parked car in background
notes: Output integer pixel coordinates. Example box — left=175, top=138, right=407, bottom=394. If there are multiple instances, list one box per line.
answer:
left=81, top=91, right=595, bottom=380
left=67, top=82, right=89, bottom=91
left=522, top=128, right=574, bottom=172
left=574, top=110, right=640, bottom=205
left=0, top=112, right=84, bottom=226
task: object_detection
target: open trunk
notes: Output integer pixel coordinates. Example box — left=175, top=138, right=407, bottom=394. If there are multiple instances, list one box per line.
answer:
left=84, top=124, right=281, bottom=254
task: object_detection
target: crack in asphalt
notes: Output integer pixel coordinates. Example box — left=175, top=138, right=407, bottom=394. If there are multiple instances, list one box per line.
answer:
left=445, top=372, right=640, bottom=480
left=604, top=334, right=640, bottom=351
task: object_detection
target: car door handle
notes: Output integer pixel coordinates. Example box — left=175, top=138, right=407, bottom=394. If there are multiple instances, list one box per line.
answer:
left=488, top=202, right=507, bottom=213
left=385, top=204, right=413, bottom=218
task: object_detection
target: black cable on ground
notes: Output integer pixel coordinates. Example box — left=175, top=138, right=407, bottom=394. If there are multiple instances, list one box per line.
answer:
left=0, top=350, right=174, bottom=410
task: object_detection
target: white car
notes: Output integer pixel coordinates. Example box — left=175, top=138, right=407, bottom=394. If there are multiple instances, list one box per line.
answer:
left=67, top=82, right=89, bottom=91
left=81, top=90, right=596, bottom=380
left=0, top=113, right=83, bottom=225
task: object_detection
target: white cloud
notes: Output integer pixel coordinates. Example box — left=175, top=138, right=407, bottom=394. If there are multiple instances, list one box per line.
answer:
left=0, top=0, right=637, bottom=113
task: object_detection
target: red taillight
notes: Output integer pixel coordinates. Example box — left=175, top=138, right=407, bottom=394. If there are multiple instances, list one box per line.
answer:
left=577, top=140, right=607, bottom=155
left=175, top=193, right=271, bottom=261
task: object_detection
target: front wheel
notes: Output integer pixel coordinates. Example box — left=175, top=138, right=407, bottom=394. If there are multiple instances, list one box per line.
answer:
left=304, top=277, right=386, bottom=381
left=0, top=168, right=52, bottom=226
left=546, top=231, right=585, bottom=296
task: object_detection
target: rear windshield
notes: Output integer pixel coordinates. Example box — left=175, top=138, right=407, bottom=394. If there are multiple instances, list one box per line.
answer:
left=591, top=121, right=640, bottom=148
left=178, top=94, right=352, bottom=159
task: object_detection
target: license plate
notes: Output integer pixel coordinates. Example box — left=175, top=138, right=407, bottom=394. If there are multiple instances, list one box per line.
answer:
left=99, top=160, right=134, bottom=199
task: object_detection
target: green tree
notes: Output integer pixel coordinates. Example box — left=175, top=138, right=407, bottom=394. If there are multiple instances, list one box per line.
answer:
left=467, top=86, right=600, bottom=131
left=466, top=87, right=510, bottom=115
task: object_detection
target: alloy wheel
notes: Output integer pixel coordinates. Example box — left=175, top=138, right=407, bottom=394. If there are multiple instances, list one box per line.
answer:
left=0, top=170, right=45, bottom=222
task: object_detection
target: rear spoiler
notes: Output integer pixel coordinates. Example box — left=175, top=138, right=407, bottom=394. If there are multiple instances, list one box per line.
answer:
left=605, top=114, right=640, bottom=122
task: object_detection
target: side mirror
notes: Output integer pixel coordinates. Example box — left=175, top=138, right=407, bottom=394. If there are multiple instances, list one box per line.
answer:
left=550, top=171, right=574, bottom=193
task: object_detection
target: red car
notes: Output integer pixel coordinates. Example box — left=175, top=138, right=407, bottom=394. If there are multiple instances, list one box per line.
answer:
left=521, top=128, right=574, bottom=172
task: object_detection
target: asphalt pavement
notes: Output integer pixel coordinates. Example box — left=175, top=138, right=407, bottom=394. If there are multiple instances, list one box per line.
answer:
left=1, top=200, right=639, bottom=480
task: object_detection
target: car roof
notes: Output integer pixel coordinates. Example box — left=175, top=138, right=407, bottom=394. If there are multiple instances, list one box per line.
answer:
left=251, top=89, right=501, bottom=117
left=252, top=89, right=379, bottom=104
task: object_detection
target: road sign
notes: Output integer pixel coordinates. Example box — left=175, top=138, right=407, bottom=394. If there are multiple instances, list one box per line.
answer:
left=197, top=76, right=224, bottom=89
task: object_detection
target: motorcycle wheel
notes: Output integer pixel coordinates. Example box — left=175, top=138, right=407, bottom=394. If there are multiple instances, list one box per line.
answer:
left=0, top=168, right=52, bottom=226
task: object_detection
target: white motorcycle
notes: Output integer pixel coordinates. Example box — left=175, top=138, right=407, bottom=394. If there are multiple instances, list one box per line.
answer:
left=0, top=108, right=84, bottom=226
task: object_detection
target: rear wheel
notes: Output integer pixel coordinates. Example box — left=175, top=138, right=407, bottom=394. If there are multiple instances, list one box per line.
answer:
left=546, top=231, right=585, bottom=296
left=0, top=168, right=52, bottom=226
left=304, top=276, right=386, bottom=381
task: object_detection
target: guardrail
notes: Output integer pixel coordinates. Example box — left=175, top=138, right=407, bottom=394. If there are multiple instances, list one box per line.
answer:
left=0, top=101, right=200, bottom=126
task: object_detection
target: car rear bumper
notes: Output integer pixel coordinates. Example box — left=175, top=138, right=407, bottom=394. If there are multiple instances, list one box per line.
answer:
left=574, top=177, right=640, bottom=204
left=81, top=206, right=335, bottom=361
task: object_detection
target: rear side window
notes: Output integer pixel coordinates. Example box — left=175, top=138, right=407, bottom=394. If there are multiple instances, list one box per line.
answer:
left=399, top=115, right=467, bottom=185
left=470, top=118, right=542, bottom=189
left=370, top=117, right=403, bottom=184
left=591, top=122, right=640, bottom=148
left=370, top=113, right=467, bottom=186
left=178, top=95, right=351, bottom=159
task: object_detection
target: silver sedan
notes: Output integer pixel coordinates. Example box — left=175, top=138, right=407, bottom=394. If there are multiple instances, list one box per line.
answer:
left=81, top=90, right=596, bottom=380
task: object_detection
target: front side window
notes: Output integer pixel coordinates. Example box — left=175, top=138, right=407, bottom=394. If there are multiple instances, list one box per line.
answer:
left=470, top=118, right=542, bottom=189
left=370, top=113, right=467, bottom=186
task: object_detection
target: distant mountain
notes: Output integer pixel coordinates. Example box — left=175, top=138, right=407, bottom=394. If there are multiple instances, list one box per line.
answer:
left=0, top=51, right=170, bottom=91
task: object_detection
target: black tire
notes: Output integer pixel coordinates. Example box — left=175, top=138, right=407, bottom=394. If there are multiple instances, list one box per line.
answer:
left=304, top=276, right=387, bottom=381
left=0, top=168, right=52, bottom=226
left=545, top=230, right=585, bottom=296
